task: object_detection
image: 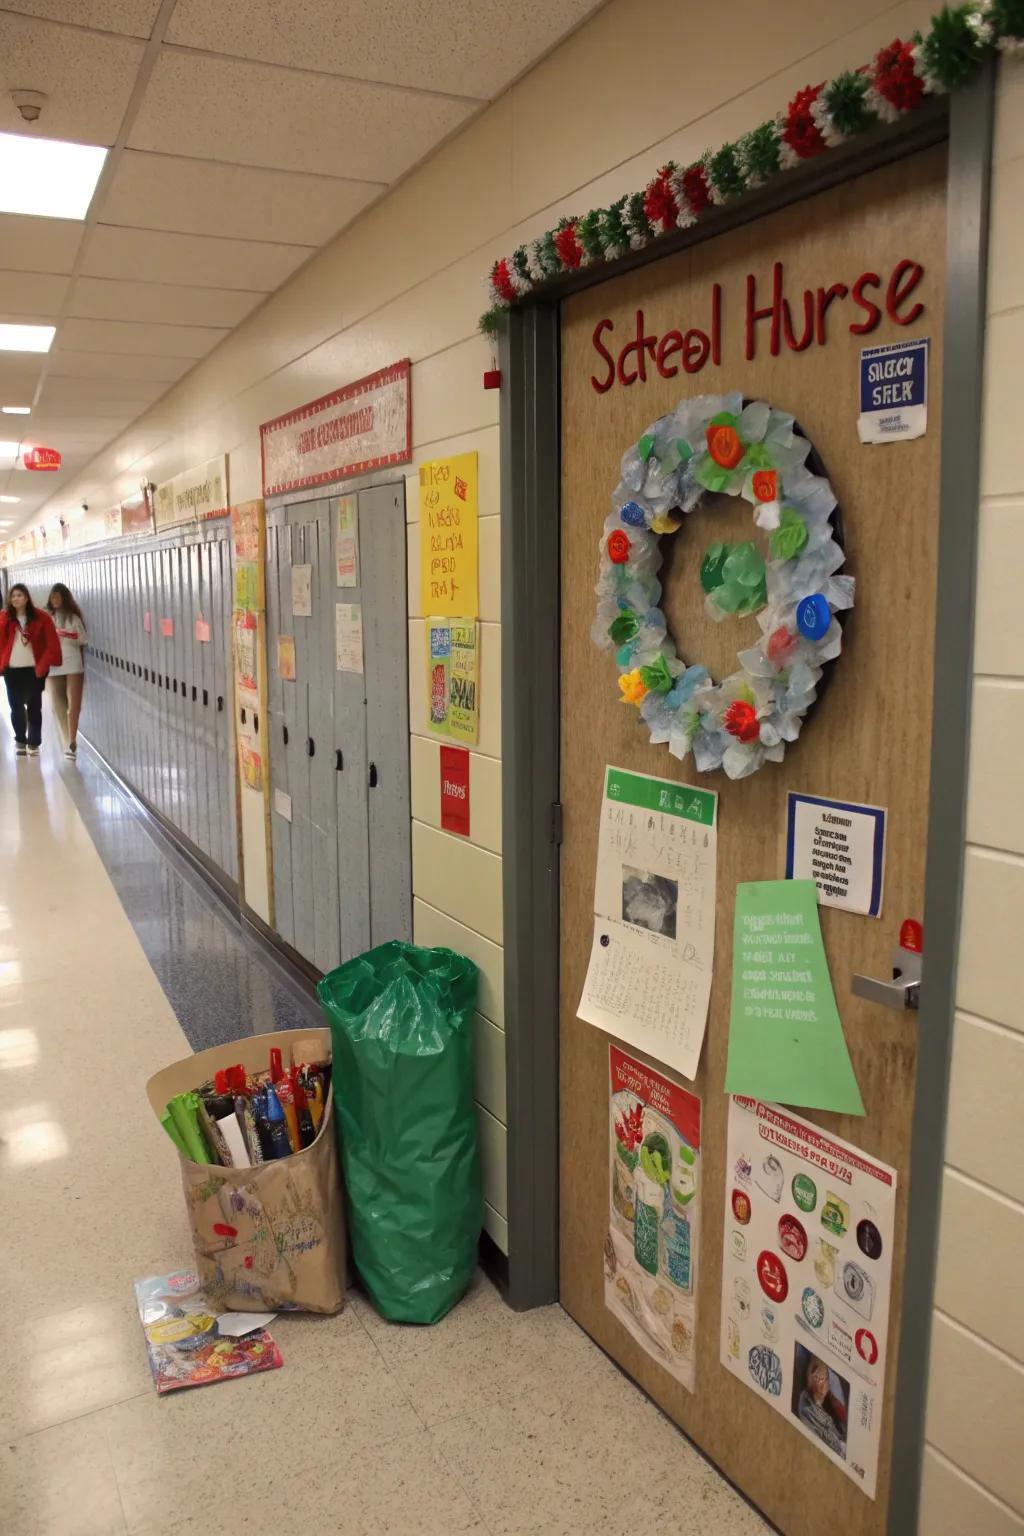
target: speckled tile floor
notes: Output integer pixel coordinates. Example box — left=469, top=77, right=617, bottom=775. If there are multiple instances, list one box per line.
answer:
left=0, top=716, right=771, bottom=1536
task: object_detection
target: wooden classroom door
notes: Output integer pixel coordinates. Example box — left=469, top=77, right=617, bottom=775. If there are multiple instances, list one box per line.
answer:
left=558, top=147, right=946, bottom=1536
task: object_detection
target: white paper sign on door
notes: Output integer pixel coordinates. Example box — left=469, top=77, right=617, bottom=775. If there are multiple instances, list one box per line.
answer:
left=273, top=789, right=292, bottom=822
left=291, top=564, right=312, bottom=617
left=720, top=1096, right=896, bottom=1499
left=786, top=792, right=886, bottom=917
left=335, top=494, right=359, bottom=587
left=578, top=766, right=717, bottom=1082
left=335, top=602, right=363, bottom=674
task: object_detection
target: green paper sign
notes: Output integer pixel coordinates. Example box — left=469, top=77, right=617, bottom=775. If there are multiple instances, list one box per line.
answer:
left=725, top=880, right=864, bottom=1115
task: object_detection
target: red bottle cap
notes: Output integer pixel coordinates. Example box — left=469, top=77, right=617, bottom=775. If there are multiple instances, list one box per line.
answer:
left=214, top=1069, right=229, bottom=1095
left=270, top=1048, right=284, bottom=1083
left=900, top=919, right=923, bottom=954
left=227, top=1063, right=247, bottom=1094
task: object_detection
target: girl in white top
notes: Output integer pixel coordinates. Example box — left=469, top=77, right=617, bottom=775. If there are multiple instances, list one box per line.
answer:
left=46, top=583, right=88, bottom=758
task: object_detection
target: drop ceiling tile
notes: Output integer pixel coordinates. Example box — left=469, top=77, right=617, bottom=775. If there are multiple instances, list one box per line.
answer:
left=68, top=275, right=263, bottom=328
left=3, top=1, right=161, bottom=36
left=29, top=415, right=131, bottom=437
left=166, top=0, right=603, bottom=99
left=0, top=271, right=69, bottom=316
left=39, top=376, right=164, bottom=408
left=82, top=224, right=313, bottom=289
left=97, top=149, right=384, bottom=246
left=0, top=357, right=44, bottom=396
left=0, top=215, right=84, bottom=275
left=59, top=316, right=228, bottom=358
left=47, top=349, right=192, bottom=382
left=0, top=13, right=144, bottom=145
left=128, top=49, right=476, bottom=180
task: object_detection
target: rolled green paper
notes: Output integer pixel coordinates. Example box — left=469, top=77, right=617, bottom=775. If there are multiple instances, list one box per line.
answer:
left=167, top=1090, right=212, bottom=1164
left=159, top=1106, right=189, bottom=1156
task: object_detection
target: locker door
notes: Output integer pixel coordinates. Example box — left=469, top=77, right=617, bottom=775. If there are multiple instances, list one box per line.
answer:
left=202, top=538, right=223, bottom=872
left=213, top=531, right=238, bottom=879
left=331, top=495, right=372, bottom=962
left=285, top=509, right=315, bottom=958
left=265, top=514, right=295, bottom=947
left=178, top=541, right=198, bottom=848
left=143, top=549, right=159, bottom=808
left=309, top=502, right=341, bottom=973
left=358, top=483, right=412, bottom=945
left=158, top=547, right=174, bottom=821
left=190, top=541, right=211, bottom=860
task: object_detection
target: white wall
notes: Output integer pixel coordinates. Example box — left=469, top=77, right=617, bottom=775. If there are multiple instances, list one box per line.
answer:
left=34, top=0, right=946, bottom=1260
left=919, top=58, right=1024, bottom=1536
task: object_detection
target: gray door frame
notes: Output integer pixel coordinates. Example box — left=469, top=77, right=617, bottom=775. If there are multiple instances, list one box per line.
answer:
left=498, top=67, right=994, bottom=1536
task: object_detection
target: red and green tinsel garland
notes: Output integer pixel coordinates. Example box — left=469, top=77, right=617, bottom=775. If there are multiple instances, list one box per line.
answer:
left=481, top=4, right=1022, bottom=334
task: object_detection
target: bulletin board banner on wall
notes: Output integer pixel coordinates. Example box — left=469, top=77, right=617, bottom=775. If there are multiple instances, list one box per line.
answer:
left=154, top=456, right=229, bottom=530
left=259, top=359, right=412, bottom=497
left=120, top=491, right=153, bottom=537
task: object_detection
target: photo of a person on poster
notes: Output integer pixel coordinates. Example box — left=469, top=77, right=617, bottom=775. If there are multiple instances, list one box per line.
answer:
left=792, top=1345, right=848, bottom=1459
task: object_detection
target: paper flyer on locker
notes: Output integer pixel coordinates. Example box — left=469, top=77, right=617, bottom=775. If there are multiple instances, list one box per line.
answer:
left=720, top=1096, right=896, bottom=1498
left=606, top=1045, right=701, bottom=1392
left=579, top=766, right=717, bottom=1081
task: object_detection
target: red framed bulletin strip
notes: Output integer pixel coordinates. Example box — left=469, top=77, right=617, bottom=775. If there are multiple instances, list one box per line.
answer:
left=259, top=360, right=412, bottom=498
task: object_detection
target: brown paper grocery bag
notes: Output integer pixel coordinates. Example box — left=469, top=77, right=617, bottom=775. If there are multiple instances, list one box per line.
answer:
left=146, top=1028, right=346, bottom=1314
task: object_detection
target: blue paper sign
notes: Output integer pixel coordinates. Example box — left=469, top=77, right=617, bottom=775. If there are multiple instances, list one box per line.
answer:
left=786, top=792, right=886, bottom=917
left=857, top=338, right=928, bottom=444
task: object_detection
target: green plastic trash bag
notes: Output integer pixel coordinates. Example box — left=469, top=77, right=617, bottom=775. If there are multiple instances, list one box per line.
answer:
left=318, top=941, right=482, bottom=1325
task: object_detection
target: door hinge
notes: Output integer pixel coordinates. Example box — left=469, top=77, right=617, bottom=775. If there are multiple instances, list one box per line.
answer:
left=550, top=801, right=563, bottom=845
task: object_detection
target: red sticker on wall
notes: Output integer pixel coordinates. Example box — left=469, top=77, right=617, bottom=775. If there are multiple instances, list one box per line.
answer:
left=439, top=745, right=470, bottom=837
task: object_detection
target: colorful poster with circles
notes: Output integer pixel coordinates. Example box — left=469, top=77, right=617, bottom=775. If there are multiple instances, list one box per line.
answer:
left=720, top=1096, right=896, bottom=1499
left=605, top=1045, right=701, bottom=1393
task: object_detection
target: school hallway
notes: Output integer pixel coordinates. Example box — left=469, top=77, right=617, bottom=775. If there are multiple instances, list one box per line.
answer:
left=0, top=719, right=768, bottom=1536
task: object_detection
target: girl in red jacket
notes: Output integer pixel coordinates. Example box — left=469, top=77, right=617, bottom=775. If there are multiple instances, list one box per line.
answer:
left=0, top=584, right=62, bottom=757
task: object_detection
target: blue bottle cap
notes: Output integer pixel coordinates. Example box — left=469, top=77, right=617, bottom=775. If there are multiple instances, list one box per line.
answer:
left=796, top=593, right=831, bottom=642
left=265, top=1084, right=285, bottom=1123
left=620, top=501, right=647, bottom=528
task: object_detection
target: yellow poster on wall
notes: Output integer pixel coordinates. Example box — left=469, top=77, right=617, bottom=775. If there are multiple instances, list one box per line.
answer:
left=419, top=451, right=478, bottom=618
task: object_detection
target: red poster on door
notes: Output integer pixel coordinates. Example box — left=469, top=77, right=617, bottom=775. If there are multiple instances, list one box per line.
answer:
left=143, top=611, right=151, bottom=633
left=195, top=618, right=211, bottom=643
left=160, top=617, right=174, bottom=638
left=440, top=745, right=470, bottom=836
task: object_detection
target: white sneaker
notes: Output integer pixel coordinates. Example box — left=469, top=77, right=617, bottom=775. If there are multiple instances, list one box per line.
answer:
left=15, top=742, right=26, bottom=757
left=26, top=745, right=39, bottom=757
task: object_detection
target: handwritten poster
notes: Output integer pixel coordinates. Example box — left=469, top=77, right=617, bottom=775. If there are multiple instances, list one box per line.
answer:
left=233, top=610, right=258, bottom=696
left=277, top=635, right=296, bottom=681
left=721, top=1096, right=896, bottom=1498
left=426, top=618, right=479, bottom=745
left=419, top=452, right=478, bottom=617
left=335, top=495, right=359, bottom=587
left=579, top=767, right=717, bottom=1081
left=240, top=745, right=263, bottom=792
left=725, top=881, right=864, bottom=1115
left=606, top=1045, right=701, bottom=1393
left=335, top=603, right=363, bottom=674
left=235, top=563, right=260, bottom=611
left=291, top=564, right=312, bottom=617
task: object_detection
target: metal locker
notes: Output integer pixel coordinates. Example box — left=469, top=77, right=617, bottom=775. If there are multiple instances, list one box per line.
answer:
left=178, top=542, right=197, bottom=850
left=331, top=496, right=372, bottom=963
left=212, top=532, right=237, bottom=879
left=358, top=483, right=412, bottom=945
left=284, top=512, right=315, bottom=958
left=265, top=516, right=295, bottom=947
left=189, top=541, right=211, bottom=860
left=309, top=502, right=341, bottom=974
left=208, top=535, right=227, bottom=873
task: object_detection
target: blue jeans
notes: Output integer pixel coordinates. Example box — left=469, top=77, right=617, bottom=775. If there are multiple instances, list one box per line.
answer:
left=4, top=668, right=45, bottom=747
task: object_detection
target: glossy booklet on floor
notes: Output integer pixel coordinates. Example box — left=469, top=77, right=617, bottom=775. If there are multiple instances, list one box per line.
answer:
left=134, top=1270, right=282, bottom=1394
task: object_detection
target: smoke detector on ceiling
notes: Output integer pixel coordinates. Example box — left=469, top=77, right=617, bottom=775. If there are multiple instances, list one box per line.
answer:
left=10, top=90, right=47, bottom=124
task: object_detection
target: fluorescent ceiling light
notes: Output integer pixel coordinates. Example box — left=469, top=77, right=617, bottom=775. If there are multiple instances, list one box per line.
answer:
left=2, top=406, right=30, bottom=415
left=0, top=324, right=55, bottom=353
left=0, top=131, right=107, bottom=220
left=0, top=495, right=19, bottom=504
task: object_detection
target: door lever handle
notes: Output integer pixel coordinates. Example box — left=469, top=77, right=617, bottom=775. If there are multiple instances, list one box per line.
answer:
left=852, top=944, right=921, bottom=1011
